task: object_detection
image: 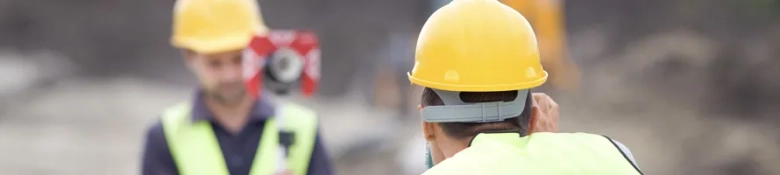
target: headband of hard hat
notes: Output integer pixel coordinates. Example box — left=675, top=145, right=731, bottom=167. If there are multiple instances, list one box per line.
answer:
left=421, top=89, right=529, bottom=123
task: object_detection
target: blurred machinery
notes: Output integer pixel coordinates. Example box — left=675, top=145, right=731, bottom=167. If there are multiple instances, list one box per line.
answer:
left=503, top=0, right=580, bottom=91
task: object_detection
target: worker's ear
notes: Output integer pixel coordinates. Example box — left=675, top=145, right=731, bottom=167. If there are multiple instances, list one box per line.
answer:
left=182, top=49, right=196, bottom=60
left=422, top=121, right=437, bottom=142
left=183, top=49, right=198, bottom=62
left=420, top=104, right=437, bottom=142
left=182, top=49, right=197, bottom=70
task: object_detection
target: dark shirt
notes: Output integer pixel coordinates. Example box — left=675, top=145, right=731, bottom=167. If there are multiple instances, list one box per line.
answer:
left=141, top=93, right=334, bottom=175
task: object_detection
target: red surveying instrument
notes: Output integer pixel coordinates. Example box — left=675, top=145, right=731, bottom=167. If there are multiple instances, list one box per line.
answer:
left=243, top=30, right=321, bottom=98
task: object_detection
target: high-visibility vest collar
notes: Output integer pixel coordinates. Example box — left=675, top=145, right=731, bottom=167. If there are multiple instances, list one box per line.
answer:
left=424, top=132, right=643, bottom=175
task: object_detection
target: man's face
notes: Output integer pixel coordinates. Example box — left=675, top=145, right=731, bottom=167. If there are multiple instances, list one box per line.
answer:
left=185, top=49, right=247, bottom=105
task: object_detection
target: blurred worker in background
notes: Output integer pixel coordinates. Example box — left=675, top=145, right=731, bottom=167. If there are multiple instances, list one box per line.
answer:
left=140, top=0, right=333, bottom=175
left=410, top=0, right=641, bottom=174
left=503, top=0, right=580, bottom=91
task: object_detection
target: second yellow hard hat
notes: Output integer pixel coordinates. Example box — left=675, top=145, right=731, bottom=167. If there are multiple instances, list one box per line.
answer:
left=171, top=0, right=270, bottom=54
left=409, top=0, right=548, bottom=92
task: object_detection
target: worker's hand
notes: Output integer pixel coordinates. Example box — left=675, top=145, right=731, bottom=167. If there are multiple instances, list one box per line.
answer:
left=531, top=93, right=559, bottom=133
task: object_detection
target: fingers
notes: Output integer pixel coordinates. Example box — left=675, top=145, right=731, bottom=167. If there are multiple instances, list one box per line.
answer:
left=532, top=93, right=544, bottom=108
left=532, top=93, right=552, bottom=111
left=542, top=94, right=559, bottom=120
left=531, top=92, right=560, bottom=133
left=531, top=93, right=540, bottom=106
left=547, top=95, right=558, bottom=110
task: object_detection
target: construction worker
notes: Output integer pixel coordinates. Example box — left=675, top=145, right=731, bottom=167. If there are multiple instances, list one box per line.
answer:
left=410, top=0, right=642, bottom=174
left=140, top=0, right=333, bottom=175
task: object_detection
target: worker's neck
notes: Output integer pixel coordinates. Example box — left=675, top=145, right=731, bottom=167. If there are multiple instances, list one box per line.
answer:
left=440, top=137, right=472, bottom=159
left=205, top=95, right=254, bottom=134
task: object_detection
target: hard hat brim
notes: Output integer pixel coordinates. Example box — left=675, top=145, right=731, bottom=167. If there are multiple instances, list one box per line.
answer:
left=171, top=34, right=254, bottom=54
left=408, top=71, right=548, bottom=92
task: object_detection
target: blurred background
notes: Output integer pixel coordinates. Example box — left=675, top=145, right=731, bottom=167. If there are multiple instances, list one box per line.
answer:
left=1, top=0, right=780, bottom=174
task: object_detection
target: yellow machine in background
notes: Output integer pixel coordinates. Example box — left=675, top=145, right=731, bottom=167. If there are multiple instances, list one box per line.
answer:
left=502, top=0, right=580, bottom=91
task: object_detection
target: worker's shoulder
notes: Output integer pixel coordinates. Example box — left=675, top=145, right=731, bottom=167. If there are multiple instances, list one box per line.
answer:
left=422, top=148, right=503, bottom=175
left=421, top=160, right=478, bottom=175
left=277, top=101, right=317, bottom=117
left=142, top=118, right=169, bottom=150
left=160, top=102, right=192, bottom=119
left=610, top=139, right=639, bottom=169
left=536, top=132, right=620, bottom=143
left=143, top=102, right=188, bottom=146
left=545, top=132, right=641, bottom=168
left=275, top=102, right=320, bottom=132
left=554, top=133, right=636, bottom=152
left=538, top=132, right=633, bottom=151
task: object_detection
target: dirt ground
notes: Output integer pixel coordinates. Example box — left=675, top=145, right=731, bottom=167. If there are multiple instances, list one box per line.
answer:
left=0, top=78, right=408, bottom=175
left=1, top=77, right=780, bottom=175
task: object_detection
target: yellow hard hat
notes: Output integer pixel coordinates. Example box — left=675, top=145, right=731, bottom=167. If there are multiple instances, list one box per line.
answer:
left=409, top=0, right=548, bottom=92
left=171, top=0, right=270, bottom=54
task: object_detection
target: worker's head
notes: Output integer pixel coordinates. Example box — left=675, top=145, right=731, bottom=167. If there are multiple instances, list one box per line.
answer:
left=171, top=0, right=269, bottom=105
left=420, top=88, right=538, bottom=165
left=409, top=0, right=548, bottom=166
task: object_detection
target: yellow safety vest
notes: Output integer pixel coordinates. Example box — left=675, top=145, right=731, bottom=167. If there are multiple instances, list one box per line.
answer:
left=161, top=102, right=318, bottom=175
left=423, top=132, right=642, bottom=175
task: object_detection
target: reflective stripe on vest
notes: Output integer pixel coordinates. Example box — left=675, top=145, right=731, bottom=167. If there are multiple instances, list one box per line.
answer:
left=161, top=102, right=318, bottom=175
left=423, top=132, right=642, bottom=175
